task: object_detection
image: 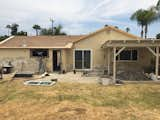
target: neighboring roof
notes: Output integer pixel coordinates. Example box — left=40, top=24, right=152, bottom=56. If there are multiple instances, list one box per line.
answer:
left=102, top=39, right=160, bottom=48
left=74, top=26, right=142, bottom=43
left=0, top=35, right=85, bottom=49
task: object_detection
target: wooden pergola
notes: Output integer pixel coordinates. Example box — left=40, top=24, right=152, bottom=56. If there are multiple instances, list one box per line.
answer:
left=102, top=39, right=160, bottom=82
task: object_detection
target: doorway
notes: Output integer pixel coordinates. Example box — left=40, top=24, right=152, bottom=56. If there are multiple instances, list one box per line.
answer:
left=53, top=50, right=61, bottom=71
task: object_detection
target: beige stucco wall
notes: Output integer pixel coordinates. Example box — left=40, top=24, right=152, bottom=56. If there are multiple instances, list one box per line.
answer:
left=0, top=48, right=53, bottom=73
left=112, top=48, right=153, bottom=72
left=72, top=29, right=140, bottom=69
left=64, top=29, right=153, bottom=72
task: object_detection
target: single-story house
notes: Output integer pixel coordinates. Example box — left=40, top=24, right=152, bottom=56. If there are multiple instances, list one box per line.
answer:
left=0, top=25, right=160, bottom=81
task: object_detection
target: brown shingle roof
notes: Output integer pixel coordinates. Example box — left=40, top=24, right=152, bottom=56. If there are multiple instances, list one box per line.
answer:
left=0, top=35, right=85, bottom=48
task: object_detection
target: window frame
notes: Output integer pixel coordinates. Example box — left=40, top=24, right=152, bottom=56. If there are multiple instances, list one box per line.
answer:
left=116, top=49, right=138, bottom=62
left=30, top=49, right=49, bottom=58
left=73, top=49, right=92, bottom=70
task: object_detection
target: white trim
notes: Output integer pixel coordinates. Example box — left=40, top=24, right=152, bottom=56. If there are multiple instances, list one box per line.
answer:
left=0, top=46, right=72, bottom=49
left=65, top=43, right=73, bottom=48
left=73, top=49, right=93, bottom=70
left=0, top=36, right=15, bottom=44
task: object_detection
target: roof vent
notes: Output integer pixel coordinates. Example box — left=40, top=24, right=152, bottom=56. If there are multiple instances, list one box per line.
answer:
left=114, top=26, right=119, bottom=29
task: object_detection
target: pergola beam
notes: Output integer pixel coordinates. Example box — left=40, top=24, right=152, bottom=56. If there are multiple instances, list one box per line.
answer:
left=146, top=47, right=156, bottom=56
left=116, top=47, right=126, bottom=57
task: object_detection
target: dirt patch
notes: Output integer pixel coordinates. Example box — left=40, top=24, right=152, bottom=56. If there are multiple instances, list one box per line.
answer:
left=117, top=70, right=150, bottom=81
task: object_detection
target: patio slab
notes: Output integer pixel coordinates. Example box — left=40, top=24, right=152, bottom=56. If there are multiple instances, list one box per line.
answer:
left=46, top=72, right=100, bottom=84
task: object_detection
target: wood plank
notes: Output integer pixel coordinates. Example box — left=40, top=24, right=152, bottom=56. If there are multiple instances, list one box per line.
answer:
left=115, top=47, right=126, bottom=57
left=146, top=47, right=156, bottom=56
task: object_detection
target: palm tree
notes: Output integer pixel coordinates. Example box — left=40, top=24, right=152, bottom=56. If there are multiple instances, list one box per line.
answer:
left=126, top=27, right=130, bottom=32
left=6, top=25, right=11, bottom=36
left=131, top=9, right=157, bottom=38
left=143, top=9, right=157, bottom=38
left=157, top=0, right=160, bottom=9
left=156, top=0, right=160, bottom=17
left=131, top=9, right=146, bottom=38
left=32, top=25, right=41, bottom=36
left=54, top=24, right=66, bottom=35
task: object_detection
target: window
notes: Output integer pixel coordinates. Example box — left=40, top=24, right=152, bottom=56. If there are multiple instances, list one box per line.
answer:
left=74, top=50, right=91, bottom=69
left=30, top=49, right=49, bottom=57
left=116, top=50, right=138, bottom=61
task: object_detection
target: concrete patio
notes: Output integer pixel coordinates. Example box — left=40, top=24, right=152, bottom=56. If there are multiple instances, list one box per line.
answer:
left=47, top=72, right=100, bottom=84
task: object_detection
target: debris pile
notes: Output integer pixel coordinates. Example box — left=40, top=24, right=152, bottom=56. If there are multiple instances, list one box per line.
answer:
left=117, top=70, right=150, bottom=81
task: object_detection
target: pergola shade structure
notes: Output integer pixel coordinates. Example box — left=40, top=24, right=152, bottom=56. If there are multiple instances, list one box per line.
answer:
left=102, top=39, right=160, bottom=82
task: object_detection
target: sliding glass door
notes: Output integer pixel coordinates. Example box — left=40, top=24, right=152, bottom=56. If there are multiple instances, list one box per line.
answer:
left=75, top=50, right=83, bottom=69
left=75, top=50, right=91, bottom=69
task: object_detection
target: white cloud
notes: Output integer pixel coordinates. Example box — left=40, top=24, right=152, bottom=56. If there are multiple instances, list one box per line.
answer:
left=0, top=0, right=158, bottom=36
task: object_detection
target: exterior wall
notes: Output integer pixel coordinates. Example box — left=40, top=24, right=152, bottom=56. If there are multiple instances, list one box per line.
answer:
left=0, top=29, right=154, bottom=74
left=71, top=29, right=141, bottom=70
left=111, top=48, right=153, bottom=72
left=64, top=29, right=153, bottom=72
left=61, top=49, right=73, bottom=72
left=0, top=48, right=53, bottom=73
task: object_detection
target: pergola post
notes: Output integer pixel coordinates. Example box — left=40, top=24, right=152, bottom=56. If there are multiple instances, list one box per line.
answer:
left=107, top=48, right=110, bottom=75
left=155, top=47, right=159, bottom=80
left=113, top=47, right=116, bottom=83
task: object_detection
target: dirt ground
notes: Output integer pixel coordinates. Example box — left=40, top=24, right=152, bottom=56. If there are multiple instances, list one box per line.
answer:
left=0, top=79, right=160, bottom=120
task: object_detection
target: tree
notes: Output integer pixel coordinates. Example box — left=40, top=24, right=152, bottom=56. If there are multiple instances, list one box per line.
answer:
left=143, top=9, right=157, bottom=38
left=131, top=9, right=146, bottom=38
left=54, top=24, right=66, bottom=35
left=126, top=27, right=130, bottom=32
left=10, top=24, right=19, bottom=35
left=156, top=33, right=160, bottom=39
left=40, top=24, right=66, bottom=36
left=0, top=35, right=9, bottom=42
left=6, top=24, right=19, bottom=35
left=40, top=28, right=53, bottom=35
left=6, top=25, right=11, bottom=36
left=17, top=31, right=27, bottom=36
left=32, top=25, right=41, bottom=36
left=157, top=0, right=160, bottom=10
left=131, top=9, right=157, bottom=38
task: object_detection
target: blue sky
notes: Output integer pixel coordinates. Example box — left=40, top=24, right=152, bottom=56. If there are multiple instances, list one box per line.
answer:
left=0, top=0, right=159, bottom=38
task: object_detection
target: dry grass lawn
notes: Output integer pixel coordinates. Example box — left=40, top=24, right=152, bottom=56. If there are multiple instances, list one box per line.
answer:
left=0, top=79, right=160, bottom=120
